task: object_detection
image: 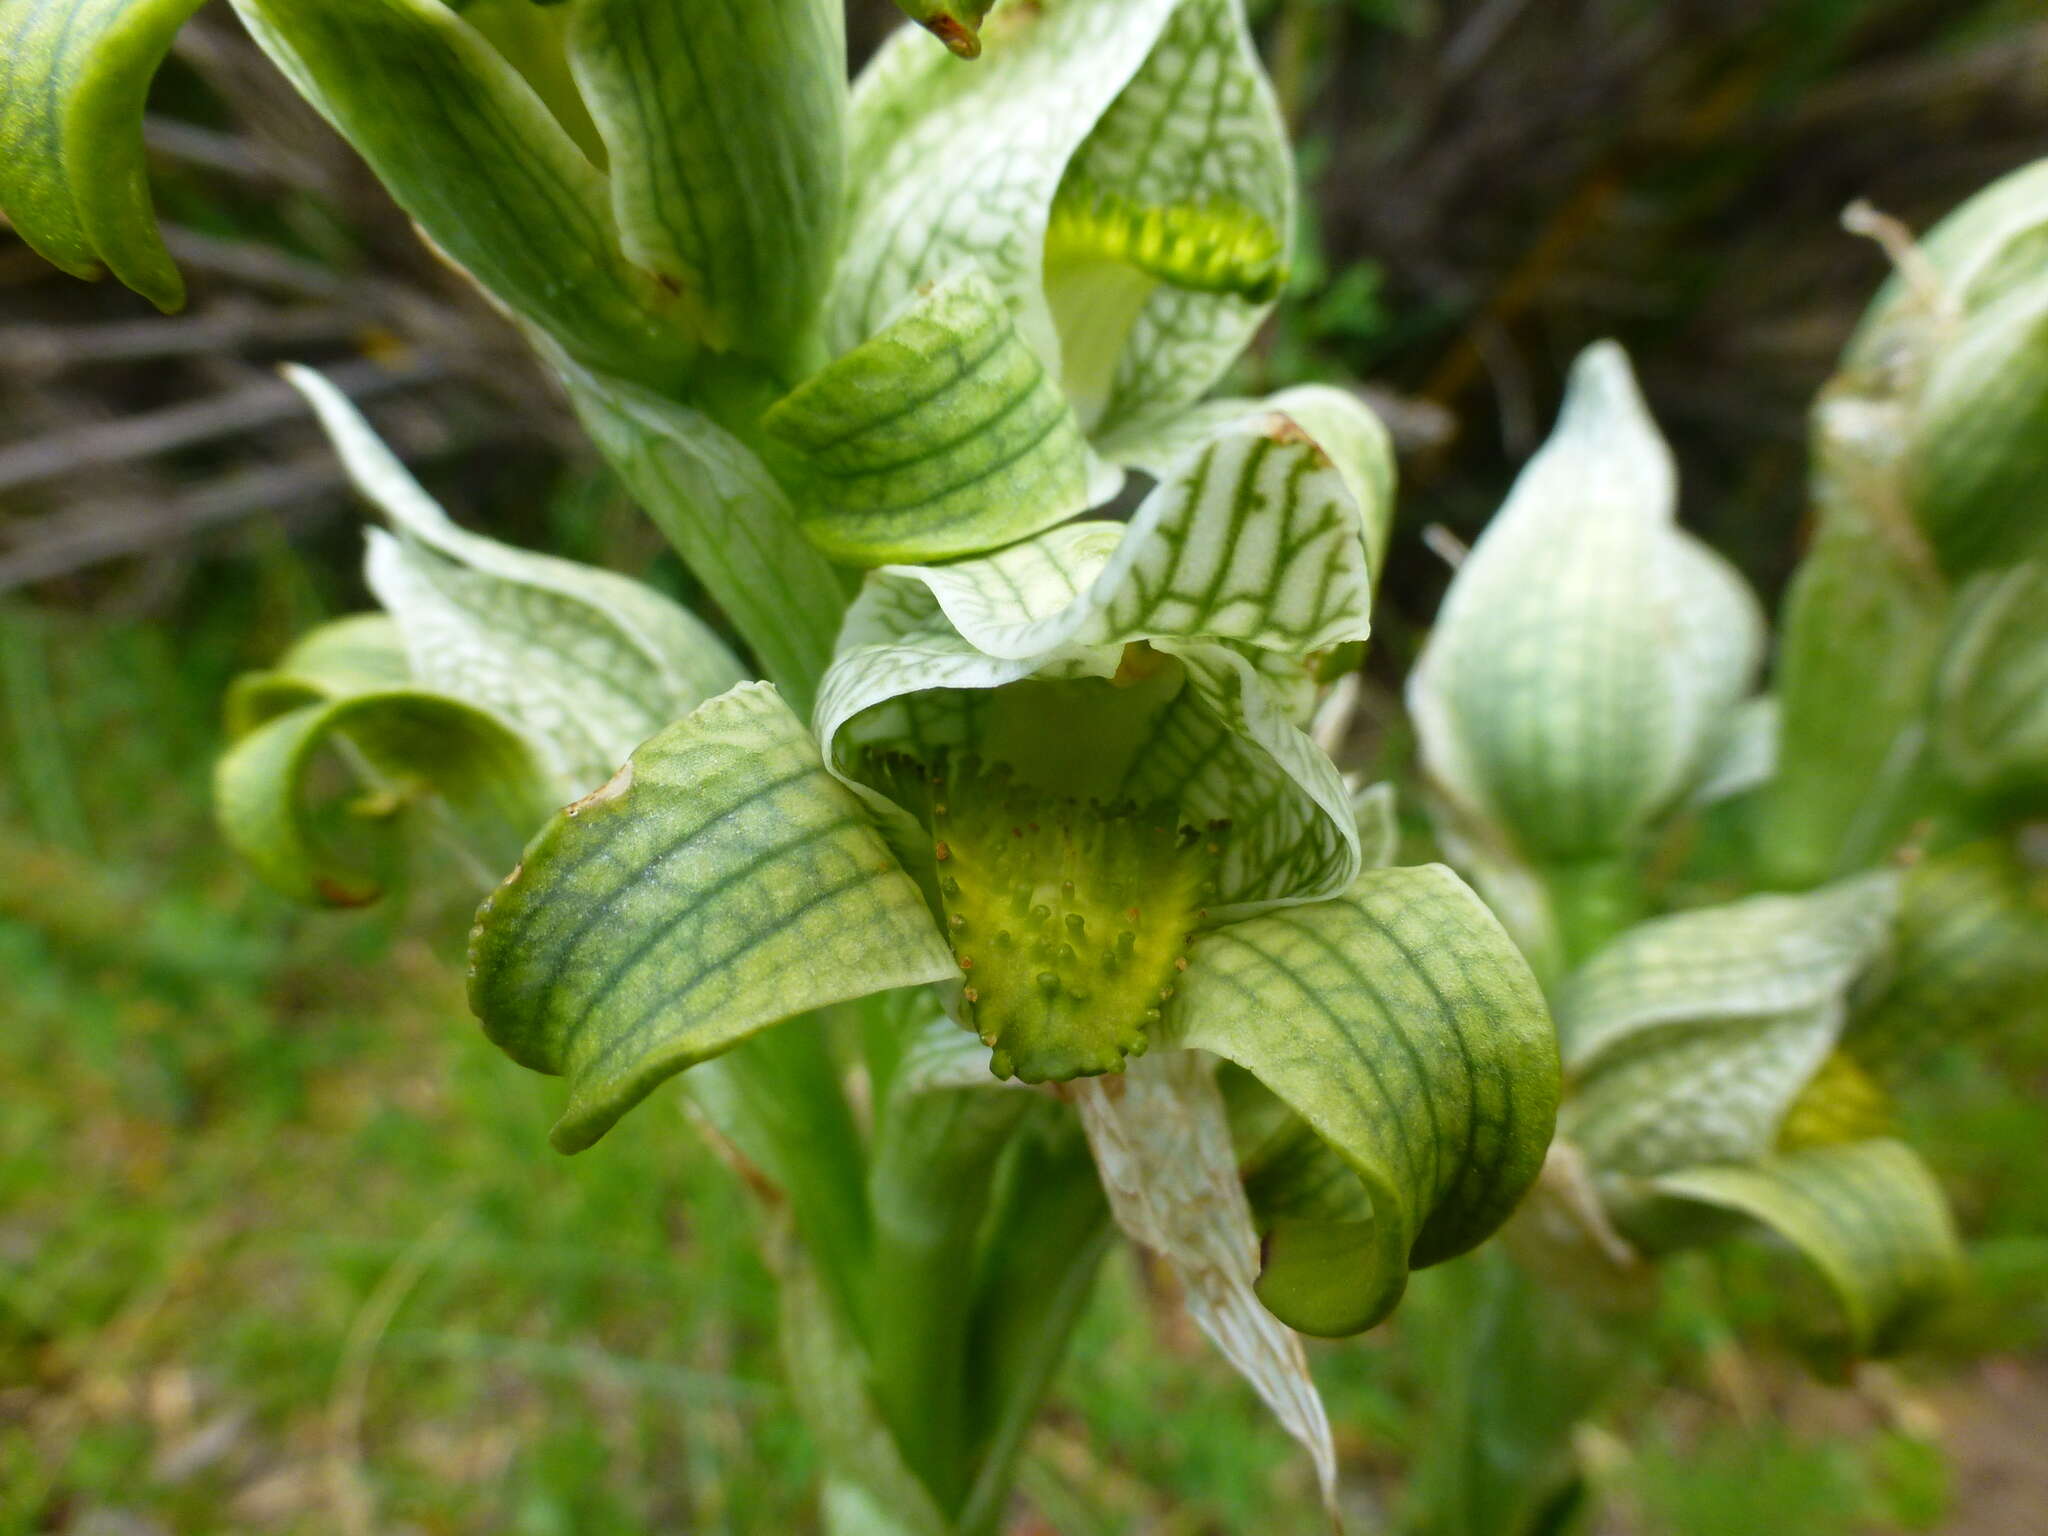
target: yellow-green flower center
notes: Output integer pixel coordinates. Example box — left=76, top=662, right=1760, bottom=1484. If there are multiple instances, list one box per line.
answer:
left=889, top=756, right=1223, bottom=1082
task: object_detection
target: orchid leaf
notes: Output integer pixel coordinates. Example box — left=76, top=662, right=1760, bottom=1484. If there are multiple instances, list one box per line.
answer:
left=288, top=366, right=744, bottom=791
left=1072, top=1055, right=1341, bottom=1518
left=763, top=267, right=1104, bottom=563
left=1165, top=865, right=1558, bottom=1336
left=1410, top=343, right=1764, bottom=863
left=1932, top=561, right=2048, bottom=800
left=775, top=1241, right=952, bottom=1536
left=216, top=676, right=556, bottom=908
left=0, top=0, right=207, bottom=310
left=832, top=0, right=1180, bottom=367
left=468, top=683, right=956, bottom=1153
left=561, top=362, right=848, bottom=715
left=1653, top=1140, right=1961, bottom=1357
left=232, top=0, right=693, bottom=387
left=1052, top=0, right=1292, bottom=436
left=567, top=0, right=844, bottom=372
left=1760, top=392, right=1948, bottom=888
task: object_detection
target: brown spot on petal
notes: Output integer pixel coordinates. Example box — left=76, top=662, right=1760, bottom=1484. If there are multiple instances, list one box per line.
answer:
left=566, top=761, right=634, bottom=817
left=924, top=14, right=981, bottom=57
left=1262, top=412, right=1332, bottom=466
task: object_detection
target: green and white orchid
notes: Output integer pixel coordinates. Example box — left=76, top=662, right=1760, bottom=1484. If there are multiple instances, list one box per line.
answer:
left=1406, top=346, right=1966, bottom=1359
left=1552, top=873, right=1960, bottom=1361
left=164, top=6, right=1556, bottom=1512
left=1395, top=331, right=1999, bottom=1536
left=1762, top=155, right=2048, bottom=887
left=19, top=0, right=2044, bottom=1530
left=240, top=363, right=1557, bottom=1520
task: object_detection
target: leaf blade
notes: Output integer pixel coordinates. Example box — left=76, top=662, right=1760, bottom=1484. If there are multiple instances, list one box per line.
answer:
left=288, top=365, right=744, bottom=789
left=233, top=0, right=692, bottom=386
left=567, top=0, right=844, bottom=371
left=215, top=688, right=556, bottom=906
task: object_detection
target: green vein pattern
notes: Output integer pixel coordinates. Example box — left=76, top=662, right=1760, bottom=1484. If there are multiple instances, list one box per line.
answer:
left=1167, top=865, right=1558, bottom=1335
left=469, top=684, right=956, bottom=1153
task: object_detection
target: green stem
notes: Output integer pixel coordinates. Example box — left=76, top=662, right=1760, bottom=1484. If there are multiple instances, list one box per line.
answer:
left=1538, top=854, right=1643, bottom=971
left=703, top=1018, right=875, bottom=1340
left=1405, top=1249, right=1647, bottom=1536
left=956, top=1112, right=1112, bottom=1536
left=554, top=356, right=849, bottom=716
left=864, top=1079, right=1036, bottom=1513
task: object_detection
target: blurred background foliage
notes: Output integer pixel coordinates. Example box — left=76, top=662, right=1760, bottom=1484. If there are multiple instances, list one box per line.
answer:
left=3, top=1, right=2046, bottom=1531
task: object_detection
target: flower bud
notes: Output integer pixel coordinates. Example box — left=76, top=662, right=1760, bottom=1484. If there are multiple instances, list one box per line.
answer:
left=1838, top=159, right=2048, bottom=577
left=1905, top=273, right=2048, bottom=576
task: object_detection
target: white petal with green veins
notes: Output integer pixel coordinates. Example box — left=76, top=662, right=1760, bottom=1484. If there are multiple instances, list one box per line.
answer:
left=1164, top=866, right=1558, bottom=1336
left=1558, top=875, right=1898, bottom=1181
left=1557, top=873, right=1898, bottom=1072
left=832, top=0, right=1180, bottom=368
left=764, top=267, right=1109, bottom=564
left=1410, top=343, right=1764, bottom=862
left=1052, top=0, right=1292, bottom=435
left=288, top=366, right=744, bottom=790
left=873, top=395, right=1387, bottom=660
left=813, top=396, right=1381, bottom=909
left=1566, top=1007, right=1843, bottom=1178
left=1071, top=1054, right=1340, bottom=1518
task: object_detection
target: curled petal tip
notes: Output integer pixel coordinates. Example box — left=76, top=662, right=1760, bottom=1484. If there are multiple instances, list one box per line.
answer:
left=926, top=15, right=983, bottom=57
left=897, top=2, right=990, bottom=59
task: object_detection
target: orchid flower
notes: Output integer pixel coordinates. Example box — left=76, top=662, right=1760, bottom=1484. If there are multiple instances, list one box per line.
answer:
left=229, top=364, right=1556, bottom=1519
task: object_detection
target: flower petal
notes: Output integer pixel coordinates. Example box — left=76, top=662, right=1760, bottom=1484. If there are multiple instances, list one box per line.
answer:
left=468, top=683, right=957, bottom=1152
left=1071, top=1054, right=1340, bottom=1518
left=1164, top=865, right=1558, bottom=1336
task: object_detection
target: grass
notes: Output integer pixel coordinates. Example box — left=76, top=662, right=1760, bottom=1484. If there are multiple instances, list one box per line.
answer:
left=3, top=567, right=2045, bottom=1535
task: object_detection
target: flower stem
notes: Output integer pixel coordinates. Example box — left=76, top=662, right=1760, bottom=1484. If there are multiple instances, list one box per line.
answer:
left=864, top=1080, right=1036, bottom=1512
